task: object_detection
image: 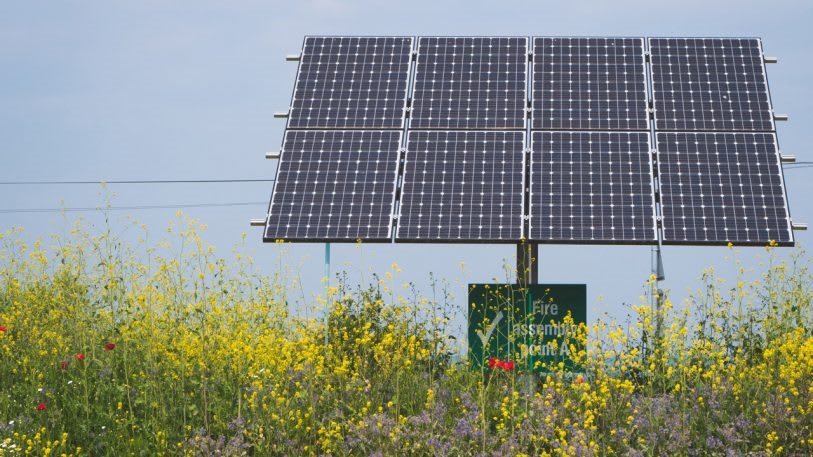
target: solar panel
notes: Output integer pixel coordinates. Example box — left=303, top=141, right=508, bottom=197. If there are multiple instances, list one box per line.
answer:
left=530, top=131, right=656, bottom=242
left=409, top=37, right=528, bottom=130
left=532, top=37, right=649, bottom=131
left=649, top=38, right=775, bottom=132
left=263, top=36, right=795, bottom=247
left=396, top=131, right=525, bottom=241
left=264, top=130, right=402, bottom=242
left=287, top=37, right=413, bottom=130
left=657, top=132, right=792, bottom=245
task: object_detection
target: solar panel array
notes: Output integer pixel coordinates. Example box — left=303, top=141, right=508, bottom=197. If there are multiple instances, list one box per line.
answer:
left=264, top=36, right=794, bottom=246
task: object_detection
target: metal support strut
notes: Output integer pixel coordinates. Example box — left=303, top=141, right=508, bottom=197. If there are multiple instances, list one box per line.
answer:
left=324, top=243, right=331, bottom=356
left=652, top=244, right=666, bottom=346
left=516, top=242, right=538, bottom=285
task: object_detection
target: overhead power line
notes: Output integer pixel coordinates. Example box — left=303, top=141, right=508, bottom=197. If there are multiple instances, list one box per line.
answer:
left=0, top=179, right=275, bottom=185
left=0, top=202, right=267, bottom=214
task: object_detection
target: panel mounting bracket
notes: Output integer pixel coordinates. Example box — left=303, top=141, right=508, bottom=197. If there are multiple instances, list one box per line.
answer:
left=774, top=113, right=789, bottom=121
left=764, top=56, right=778, bottom=64
left=274, top=111, right=290, bottom=119
left=286, top=54, right=301, bottom=62
left=792, top=222, right=808, bottom=231
left=250, top=218, right=267, bottom=227
left=265, top=151, right=281, bottom=160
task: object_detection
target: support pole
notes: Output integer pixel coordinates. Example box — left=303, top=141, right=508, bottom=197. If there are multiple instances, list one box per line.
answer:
left=324, top=242, right=331, bottom=357
left=516, top=242, right=538, bottom=285
left=517, top=243, right=538, bottom=393
left=652, top=244, right=666, bottom=351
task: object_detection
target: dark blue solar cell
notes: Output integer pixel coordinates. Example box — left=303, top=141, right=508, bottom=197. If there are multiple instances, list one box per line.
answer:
left=530, top=131, right=656, bottom=242
left=532, top=37, right=649, bottom=131
left=287, top=37, right=413, bottom=129
left=657, top=132, right=792, bottom=245
left=397, top=131, right=525, bottom=241
left=264, top=130, right=402, bottom=241
left=649, top=38, right=775, bottom=132
left=410, top=37, right=528, bottom=130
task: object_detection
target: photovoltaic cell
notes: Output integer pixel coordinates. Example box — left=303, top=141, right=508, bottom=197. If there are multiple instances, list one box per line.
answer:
left=657, top=132, right=792, bottom=245
left=530, top=131, right=656, bottom=242
left=264, top=130, right=401, bottom=241
left=287, top=37, right=413, bottom=129
left=649, top=38, right=775, bottom=132
left=410, top=37, right=527, bottom=130
left=397, top=131, right=525, bottom=241
left=532, top=37, right=649, bottom=131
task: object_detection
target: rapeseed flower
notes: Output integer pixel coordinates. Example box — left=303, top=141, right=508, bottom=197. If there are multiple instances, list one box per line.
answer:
left=1, top=216, right=810, bottom=456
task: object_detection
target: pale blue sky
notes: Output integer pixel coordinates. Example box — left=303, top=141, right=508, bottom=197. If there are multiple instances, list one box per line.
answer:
left=2, top=1, right=812, bottom=331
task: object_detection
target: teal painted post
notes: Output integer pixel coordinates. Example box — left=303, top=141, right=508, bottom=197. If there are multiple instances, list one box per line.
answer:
left=526, top=290, right=532, bottom=373
left=325, top=243, right=331, bottom=356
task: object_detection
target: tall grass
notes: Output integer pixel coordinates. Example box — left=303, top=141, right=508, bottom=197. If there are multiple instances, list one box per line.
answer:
left=0, top=217, right=811, bottom=456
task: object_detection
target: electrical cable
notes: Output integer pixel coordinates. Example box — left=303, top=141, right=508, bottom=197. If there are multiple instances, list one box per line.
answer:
left=0, top=202, right=267, bottom=214
left=0, top=179, right=274, bottom=185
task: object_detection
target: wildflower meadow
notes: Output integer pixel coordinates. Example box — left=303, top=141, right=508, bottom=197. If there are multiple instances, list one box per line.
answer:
left=0, top=216, right=811, bottom=456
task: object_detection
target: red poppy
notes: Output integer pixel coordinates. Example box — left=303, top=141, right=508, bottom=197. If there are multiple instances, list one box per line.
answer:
left=488, top=357, right=515, bottom=372
left=575, top=375, right=585, bottom=384
left=104, top=342, right=116, bottom=351
left=36, top=403, right=47, bottom=411
left=75, top=353, right=86, bottom=361
left=60, top=361, right=69, bottom=370
left=0, top=325, right=6, bottom=332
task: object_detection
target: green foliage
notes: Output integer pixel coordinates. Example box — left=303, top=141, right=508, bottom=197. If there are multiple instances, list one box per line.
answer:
left=0, top=220, right=811, bottom=456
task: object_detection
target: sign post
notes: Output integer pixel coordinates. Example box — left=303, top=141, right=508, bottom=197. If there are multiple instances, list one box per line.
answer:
left=468, top=284, right=586, bottom=373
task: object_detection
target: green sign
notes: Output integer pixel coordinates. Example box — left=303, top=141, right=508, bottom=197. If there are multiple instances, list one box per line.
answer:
left=468, top=284, right=586, bottom=373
